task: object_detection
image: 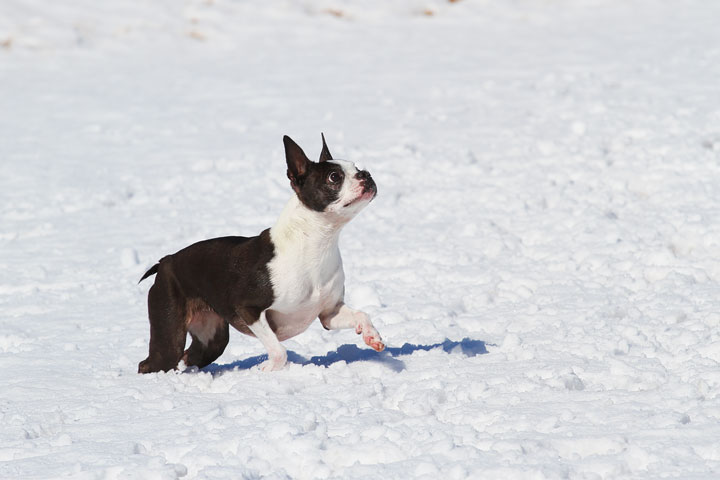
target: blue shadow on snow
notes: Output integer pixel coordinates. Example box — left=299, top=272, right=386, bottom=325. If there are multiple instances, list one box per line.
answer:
left=203, top=338, right=488, bottom=375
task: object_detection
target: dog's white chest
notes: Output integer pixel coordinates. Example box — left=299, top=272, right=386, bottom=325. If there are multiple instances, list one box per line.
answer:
left=266, top=214, right=346, bottom=341
left=267, top=258, right=345, bottom=341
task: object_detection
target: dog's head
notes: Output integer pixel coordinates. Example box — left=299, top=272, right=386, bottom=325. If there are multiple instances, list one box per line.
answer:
left=284, top=134, right=377, bottom=219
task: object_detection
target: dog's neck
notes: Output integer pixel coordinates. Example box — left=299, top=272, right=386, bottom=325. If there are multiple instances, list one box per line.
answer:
left=270, top=195, right=348, bottom=254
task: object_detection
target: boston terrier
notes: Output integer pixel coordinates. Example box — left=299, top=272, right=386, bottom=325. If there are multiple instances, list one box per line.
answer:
left=137, top=134, right=384, bottom=373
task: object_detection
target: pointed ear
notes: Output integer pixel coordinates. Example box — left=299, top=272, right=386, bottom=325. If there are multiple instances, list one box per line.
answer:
left=319, top=132, right=333, bottom=162
left=283, top=135, right=310, bottom=189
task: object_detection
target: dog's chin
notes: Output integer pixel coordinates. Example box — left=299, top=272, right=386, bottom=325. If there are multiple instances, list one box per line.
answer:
left=343, top=190, right=376, bottom=209
left=324, top=189, right=376, bottom=219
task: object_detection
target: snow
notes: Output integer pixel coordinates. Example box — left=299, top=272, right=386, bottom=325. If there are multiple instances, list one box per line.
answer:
left=2, top=0, right=720, bottom=478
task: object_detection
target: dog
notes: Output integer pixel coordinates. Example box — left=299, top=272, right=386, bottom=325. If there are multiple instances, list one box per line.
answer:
left=137, top=134, right=384, bottom=373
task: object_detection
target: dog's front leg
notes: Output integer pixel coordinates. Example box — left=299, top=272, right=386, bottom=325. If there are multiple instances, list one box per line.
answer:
left=244, top=310, right=287, bottom=371
left=320, top=303, right=385, bottom=352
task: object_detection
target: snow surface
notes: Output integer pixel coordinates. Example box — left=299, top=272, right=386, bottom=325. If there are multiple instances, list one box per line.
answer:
left=2, top=0, right=720, bottom=478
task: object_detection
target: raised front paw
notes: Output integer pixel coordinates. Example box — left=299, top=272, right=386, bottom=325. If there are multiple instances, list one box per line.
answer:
left=357, top=324, right=385, bottom=352
left=364, top=334, right=385, bottom=352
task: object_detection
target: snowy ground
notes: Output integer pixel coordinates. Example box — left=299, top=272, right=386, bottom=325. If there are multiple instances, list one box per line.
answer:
left=2, top=0, right=720, bottom=478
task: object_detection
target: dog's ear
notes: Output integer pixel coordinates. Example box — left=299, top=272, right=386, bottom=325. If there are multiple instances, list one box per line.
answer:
left=284, top=135, right=310, bottom=190
left=319, top=132, right=333, bottom=162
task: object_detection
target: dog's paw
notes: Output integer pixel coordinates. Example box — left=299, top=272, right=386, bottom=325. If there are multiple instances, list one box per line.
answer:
left=259, top=359, right=286, bottom=371
left=138, top=358, right=168, bottom=374
left=138, top=359, right=153, bottom=374
left=258, top=353, right=287, bottom=372
left=356, top=322, right=385, bottom=352
left=138, top=358, right=178, bottom=374
left=364, top=336, right=385, bottom=352
left=362, top=329, right=385, bottom=352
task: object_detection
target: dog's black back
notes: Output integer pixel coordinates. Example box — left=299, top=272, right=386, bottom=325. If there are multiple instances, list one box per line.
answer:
left=138, top=230, right=276, bottom=373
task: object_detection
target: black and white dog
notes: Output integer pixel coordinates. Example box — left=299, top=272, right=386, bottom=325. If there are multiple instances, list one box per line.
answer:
left=138, top=135, right=384, bottom=373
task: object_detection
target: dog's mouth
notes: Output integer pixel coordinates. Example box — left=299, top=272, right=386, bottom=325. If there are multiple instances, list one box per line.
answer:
left=343, top=188, right=376, bottom=208
left=342, top=175, right=377, bottom=208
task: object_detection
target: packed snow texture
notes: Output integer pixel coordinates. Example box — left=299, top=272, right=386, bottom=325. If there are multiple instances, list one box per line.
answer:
left=2, top=0, right=720, bottom=478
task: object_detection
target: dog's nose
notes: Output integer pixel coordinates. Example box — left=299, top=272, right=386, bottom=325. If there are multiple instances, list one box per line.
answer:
left=355, top=170, right=376, bottom=195
left=355, top=170, right=371, bottom=181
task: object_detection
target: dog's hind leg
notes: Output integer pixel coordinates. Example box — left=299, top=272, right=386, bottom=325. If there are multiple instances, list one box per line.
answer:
left=138, top=269, right=188, bottom=374
left=182, top=307, right=229, bottom=369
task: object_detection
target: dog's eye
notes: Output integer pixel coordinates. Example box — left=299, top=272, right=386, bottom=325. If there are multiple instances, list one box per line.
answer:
left=327, top=171, right=343, bottom=184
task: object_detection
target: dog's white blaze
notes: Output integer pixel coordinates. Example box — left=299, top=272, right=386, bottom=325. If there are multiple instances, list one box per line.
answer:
left=267, top=195, right=346, bottom=341
left=325, top=160, right=373, bottom=217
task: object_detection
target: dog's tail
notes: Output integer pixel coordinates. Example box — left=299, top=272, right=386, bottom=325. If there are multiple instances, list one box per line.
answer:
left=138, top=263, right=160, bottom=284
